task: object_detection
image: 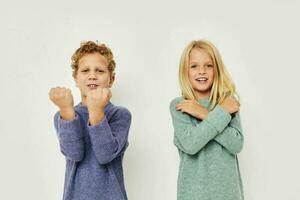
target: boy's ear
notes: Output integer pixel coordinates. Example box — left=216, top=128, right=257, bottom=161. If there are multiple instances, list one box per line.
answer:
left=73, top=74, right=78, bottom=88
left=109, top=73, right=115, bottom=88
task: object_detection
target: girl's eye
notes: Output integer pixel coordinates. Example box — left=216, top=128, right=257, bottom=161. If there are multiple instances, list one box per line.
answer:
left=97, top=69, right=104, bottom=73
left=82, top=69, right=88, bottom=72
left=207, top=64, right=213, bottom=68
left=190, top=65, right=197, bottom=68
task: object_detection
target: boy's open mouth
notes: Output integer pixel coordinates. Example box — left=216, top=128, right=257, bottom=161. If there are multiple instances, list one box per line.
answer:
left=87, top=84, right=99, bottom=89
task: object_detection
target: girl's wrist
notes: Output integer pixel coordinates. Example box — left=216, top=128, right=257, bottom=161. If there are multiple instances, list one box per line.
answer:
left=197, top=107, right=209, bottom=120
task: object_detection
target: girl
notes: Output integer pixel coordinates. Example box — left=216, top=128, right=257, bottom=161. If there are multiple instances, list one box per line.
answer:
left=49, top=41, right=131, bottom=200
left=170, top=40, right=244, bottom=200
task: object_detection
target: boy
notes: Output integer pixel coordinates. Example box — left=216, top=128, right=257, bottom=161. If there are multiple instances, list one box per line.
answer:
left=49, top=41, right=132, bottom=200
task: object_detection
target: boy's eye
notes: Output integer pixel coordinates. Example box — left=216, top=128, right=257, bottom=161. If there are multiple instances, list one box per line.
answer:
left=82, top=69, right=88, bottom=72
left=96, top=69, right=104, bottom=73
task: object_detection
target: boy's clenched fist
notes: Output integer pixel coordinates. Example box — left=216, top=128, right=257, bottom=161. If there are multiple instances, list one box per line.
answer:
left=49, top=87, right=74, bottom=109
left=86, top=87, right=112, bottom=125
left=49, top=87, right=75, bottom=120
left=86, top=87, right=112, bottom=111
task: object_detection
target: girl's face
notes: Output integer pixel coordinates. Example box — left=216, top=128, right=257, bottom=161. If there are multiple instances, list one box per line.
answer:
left=74, top=53, right=114, bottom=98
left=188, top=48, right=215, bottom=99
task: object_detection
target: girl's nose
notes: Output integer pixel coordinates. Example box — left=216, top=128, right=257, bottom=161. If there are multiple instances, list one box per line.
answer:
left=198, top=66, right=206, bottom=74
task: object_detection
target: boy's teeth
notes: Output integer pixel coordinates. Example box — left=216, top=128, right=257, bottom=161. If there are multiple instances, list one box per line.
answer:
left=88, top=84, right=97, bottom=88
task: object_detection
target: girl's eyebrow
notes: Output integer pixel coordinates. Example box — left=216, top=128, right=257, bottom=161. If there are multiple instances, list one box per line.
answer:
left=189, top=61, right=213, bottom=65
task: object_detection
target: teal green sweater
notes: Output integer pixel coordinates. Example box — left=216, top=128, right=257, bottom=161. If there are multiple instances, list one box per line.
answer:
left=170, top=97, right=244, bottom=200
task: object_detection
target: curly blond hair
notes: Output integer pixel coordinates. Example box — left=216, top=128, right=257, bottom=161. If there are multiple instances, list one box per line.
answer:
left=71, top=41, right=116, bottom=78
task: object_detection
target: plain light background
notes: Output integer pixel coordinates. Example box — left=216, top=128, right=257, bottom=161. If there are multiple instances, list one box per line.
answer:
left=1, top=0, right=299, bottom=199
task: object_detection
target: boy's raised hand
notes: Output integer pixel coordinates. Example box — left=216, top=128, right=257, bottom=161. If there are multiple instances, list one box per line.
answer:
left=49, top=87, right=75, bottom=120
left=49, top=87, right=74, bottom=109
left=86, top=87, right=112, bottom=110
left=86, top=87, right=112, bottom=125
left=219, top=97, right=240, bottom=114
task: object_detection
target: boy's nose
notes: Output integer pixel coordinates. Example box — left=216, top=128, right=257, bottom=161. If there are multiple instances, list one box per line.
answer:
left=88, top=73, right=97, bottom=79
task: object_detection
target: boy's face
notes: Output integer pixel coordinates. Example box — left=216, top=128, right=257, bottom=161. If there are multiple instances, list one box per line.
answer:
left=188, top=47, right=215, bottom=99
left=74, top=53, right=114, bottom=98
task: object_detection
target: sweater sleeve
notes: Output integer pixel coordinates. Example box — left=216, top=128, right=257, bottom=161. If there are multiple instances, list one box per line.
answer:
left=53, top=111, right=85, bottom=162
left=87, top=107, right=131, bottom=165
left=213, top=112, right=244, bottom=155
left=169, top=98, right=232, bottom=155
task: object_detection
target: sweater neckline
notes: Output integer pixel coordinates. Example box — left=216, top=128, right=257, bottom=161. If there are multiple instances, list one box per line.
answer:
left=198, top=97, right=209, bottom=102
left=75, top=101, right=113, bottom=113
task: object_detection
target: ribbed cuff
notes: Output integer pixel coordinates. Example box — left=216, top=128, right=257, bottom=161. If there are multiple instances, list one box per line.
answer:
left=87, top=116, right=112, bottom=143
left=58, top=113, right=83, bottom=141
left=205, top=105, right=232, bottom=133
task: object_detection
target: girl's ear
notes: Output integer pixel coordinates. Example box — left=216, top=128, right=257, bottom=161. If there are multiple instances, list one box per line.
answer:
left=109, top=73, right=115, bottom=88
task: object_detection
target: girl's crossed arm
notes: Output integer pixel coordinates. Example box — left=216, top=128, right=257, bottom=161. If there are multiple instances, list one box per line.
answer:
left=171, top=97, right=243, bottom=155
left=170, top=98, right=232, bottom=155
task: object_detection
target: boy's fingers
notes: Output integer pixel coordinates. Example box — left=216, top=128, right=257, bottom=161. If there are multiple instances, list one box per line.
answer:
left=50, top=89, right=55, bottom=97
left=67, top=89, right=72, bottom=94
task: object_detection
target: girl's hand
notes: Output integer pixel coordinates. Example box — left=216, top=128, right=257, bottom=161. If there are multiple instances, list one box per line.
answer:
left=86, top=87, right=112, bottom=111
left=219, top=97, right=240, bottom=114
left=49, top=87, right=74, bottom=110
left=176, top=99, right=209, bottom=120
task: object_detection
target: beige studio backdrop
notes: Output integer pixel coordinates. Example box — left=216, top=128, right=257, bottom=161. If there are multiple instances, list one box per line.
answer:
left=0, top=0, right=300, bottom=199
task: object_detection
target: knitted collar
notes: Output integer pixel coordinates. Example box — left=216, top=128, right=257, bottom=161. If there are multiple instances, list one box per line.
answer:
left=75, top=101, right=113, bottom=113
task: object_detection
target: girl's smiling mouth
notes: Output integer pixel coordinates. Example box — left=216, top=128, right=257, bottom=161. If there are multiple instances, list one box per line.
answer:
left=195, top=77, right=208, bottom=83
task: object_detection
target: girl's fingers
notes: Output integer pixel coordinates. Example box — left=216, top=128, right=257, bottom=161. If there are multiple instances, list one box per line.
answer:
left=176, top=104, right=182, bottom=110
left=179, top=101, right=190, bottom=107
left=176, top=104, right=187, bottom=112
left=182, top=100, right=192, bottom=104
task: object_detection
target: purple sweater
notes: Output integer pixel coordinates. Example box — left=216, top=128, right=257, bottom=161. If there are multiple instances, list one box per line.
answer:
left=53, top=102, right=132, bottom=200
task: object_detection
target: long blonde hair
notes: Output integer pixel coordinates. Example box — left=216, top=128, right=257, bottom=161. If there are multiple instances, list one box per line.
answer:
left=179, top=40, right=239, bottom=110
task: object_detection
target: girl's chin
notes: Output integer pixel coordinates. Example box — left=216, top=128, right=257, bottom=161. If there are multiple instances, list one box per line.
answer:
left=193, top=86, right=212, bottom=94
left=194, top=87, right=210, bottom=92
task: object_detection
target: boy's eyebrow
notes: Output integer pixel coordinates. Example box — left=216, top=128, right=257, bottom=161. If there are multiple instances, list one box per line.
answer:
left=80, top=65, right=107, bottom=69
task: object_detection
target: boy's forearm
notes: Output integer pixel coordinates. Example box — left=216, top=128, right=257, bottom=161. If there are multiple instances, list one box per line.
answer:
left=88, top=108, right=105, bottom=126
left=59, top=107, right=75, bottom=120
